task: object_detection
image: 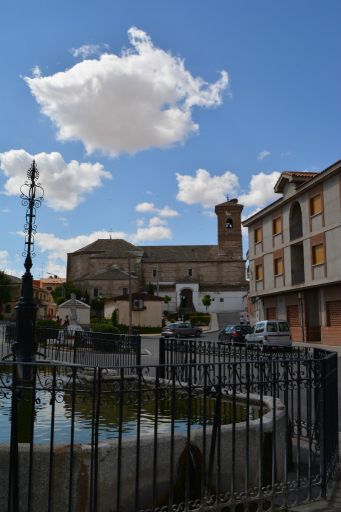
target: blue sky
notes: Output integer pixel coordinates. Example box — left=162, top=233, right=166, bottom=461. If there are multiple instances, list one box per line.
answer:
left=0, top=0, right=340, bottom=278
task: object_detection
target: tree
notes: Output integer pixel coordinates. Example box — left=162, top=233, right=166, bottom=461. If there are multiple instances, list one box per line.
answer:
left=0, top=271, right=11, bottom=314
left=163, top=295, right=172, bottom=312
left=201, top=294, right=212, bottom=313
left=52, top=282, right=82, bottom=305
left=147, top=282, right=155, bottom=295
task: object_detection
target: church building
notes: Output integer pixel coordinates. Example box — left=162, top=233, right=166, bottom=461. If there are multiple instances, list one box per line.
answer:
left=66, top=199, right=248, bottom=314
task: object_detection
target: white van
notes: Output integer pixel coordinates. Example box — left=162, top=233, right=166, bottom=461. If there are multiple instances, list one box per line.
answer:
left=245, top=320, right=292, bottom=347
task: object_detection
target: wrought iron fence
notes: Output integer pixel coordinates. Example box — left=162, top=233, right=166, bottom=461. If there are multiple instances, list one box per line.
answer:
left=1, top=325, right=141, bottom=367
left=159, top=338, right=339, bottom=500
left=0, top=344, right=338, bottom=511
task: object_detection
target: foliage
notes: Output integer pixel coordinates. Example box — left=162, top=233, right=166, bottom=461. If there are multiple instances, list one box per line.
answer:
left=147, top=282, right=155, bottom=295
left=36, top=319, right=60, bottom=328
left=165, top=312, right=180, bottom=323
left=91, top=322, right=121, bottom=334
left=91, top=297, right=105, bottom=311
left=111, top=308, right=118, bottom=326
left=0, top=271, right=11, bottom=313
left=188, top=313, right=210, bottom=326
left=52, top=282, right=83, bottom=304
left=116, top=324, right=161, bottom=334
left=201, top=294, right=212, bottom=312
left=163, top=295, right=171, bottom=311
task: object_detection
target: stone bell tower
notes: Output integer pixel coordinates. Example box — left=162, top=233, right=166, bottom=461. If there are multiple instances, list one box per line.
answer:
left=215, top=198, right=244, bottom=258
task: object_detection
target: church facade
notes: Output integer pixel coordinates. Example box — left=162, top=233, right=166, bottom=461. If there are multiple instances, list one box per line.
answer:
left=66, top=199, right=248, bottom=313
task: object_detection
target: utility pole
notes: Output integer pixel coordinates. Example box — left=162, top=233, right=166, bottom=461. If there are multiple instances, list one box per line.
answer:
left=156, top=264, right=160, bottom=297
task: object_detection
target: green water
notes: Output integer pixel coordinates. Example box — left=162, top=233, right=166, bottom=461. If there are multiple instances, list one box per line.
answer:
left=0, top=372, right=262, bottom=445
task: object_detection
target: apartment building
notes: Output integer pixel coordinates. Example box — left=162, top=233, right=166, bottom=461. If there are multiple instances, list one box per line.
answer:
left=243, top=160, right=341, bottom=345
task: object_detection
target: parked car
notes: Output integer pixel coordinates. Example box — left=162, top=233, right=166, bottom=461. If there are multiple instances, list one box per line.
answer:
left=245, top=320, right=292, bottom=347
left=161, top=322, right=202, bottom=338
left=218, top=324, right=253, bottom=343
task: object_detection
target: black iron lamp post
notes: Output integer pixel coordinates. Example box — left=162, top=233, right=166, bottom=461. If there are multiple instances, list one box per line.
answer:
left=12, top=160, right=44, bottom=365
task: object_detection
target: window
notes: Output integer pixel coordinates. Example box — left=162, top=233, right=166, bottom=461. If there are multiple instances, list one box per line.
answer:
left=255, top=322, right=266, bottom=333
left=220, top=298, right=224, bottom=302
left=187, top=268, right=193, bottom=277
left=267, top=322, right=278, bottom=333
left=254, top=227, right=262, bottom=244
left=274, top=257, right=284, bottom=276
left=310, top=194, right=322, bottom=216
left=93, top=288, right=99, bottom=297
left=225, top=218, right=233, bottom=229
left=5, top=304, right=11, bottom=313
left=152, top=268, right=157, bottom=278
left=312, top=243, right=325, bottom=265
left=278, top=322, right=290, bottom=332
left=122, top=287, right=128, bottom=295
left=273, top=217, right=282, bottom=236
left=255, top=263, right=263, bottom=281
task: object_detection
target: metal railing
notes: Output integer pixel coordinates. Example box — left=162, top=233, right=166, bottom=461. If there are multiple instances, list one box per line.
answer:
left=1, top=325, right=141, bottom=367
left=0, top=342, right=338, bottom=511
left=159, top=338, right=339, bottom=499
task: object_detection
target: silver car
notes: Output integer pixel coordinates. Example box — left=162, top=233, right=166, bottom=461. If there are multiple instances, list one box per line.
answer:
left=161, top=322, right=202, bottom=338
left=245, top=320, right=292, bottom=347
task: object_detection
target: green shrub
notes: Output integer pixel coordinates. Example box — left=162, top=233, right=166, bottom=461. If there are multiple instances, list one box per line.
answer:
left=116, top=324, right=161, bottom=334
left=91, top=323, right=121, bottom=334
left=36, top=319, right=60, bottom=328
left=188, top=313, right=210, bottom=326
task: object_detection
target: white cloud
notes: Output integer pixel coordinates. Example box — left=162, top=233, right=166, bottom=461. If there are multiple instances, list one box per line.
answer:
left=135, top=202, right=179, bottom=218
left=176, top=168, right=239, bottom=208
left=135, top=202, right=157, bottom=213
left=0, top=249, right=17, bottom=275
left=0, top=250, right=9, bottom=268
left=16, top=219, right=173, bottom=276
left=239, top=172, right=281, bottom=207
left=0, top=208, right=9, bottom=213
left=0, top=149, right=111, bottom=211
left=32, top=65, right=42, bottom=78
left=257, top=150, right=271, bottom=161
left=133, top=225, right=172, bottom=242
left=149, top=216, right=167, bottom=226
left=25, top=27, right=228, bottom=156
left=136, top=218, right=145, bottom=227
left=158, top=205, right=179, bottom=217
left=70, top=43, right=109, bottom=59
left=34, top=231, right=126, bottom=263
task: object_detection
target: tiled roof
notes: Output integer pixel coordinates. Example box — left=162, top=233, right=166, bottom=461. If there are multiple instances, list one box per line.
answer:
left=141, top=245, right=217, bottom=262
left=71, top=239, right=218, bottom=262
left=72, top=239, right=140, bottom=257
left=281, top=171, right=319, bottom=177
left=81, top=267, right=136, bottom=281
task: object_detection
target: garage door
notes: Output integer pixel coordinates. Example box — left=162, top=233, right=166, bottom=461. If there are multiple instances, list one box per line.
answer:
left=287, top=305, right=300, bottom=326
left=327, top=301, right=341, bottom=326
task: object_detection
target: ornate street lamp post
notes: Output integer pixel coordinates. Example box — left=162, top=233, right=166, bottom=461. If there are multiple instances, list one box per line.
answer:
left=12, top=160, right=44, bottom=366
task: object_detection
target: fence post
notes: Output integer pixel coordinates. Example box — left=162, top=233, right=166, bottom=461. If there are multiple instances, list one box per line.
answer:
left=319, top=356, right=327, bottom=499
left=135, top=335, right=141, bottom=366
left=159, top=337, right=165, bottom=378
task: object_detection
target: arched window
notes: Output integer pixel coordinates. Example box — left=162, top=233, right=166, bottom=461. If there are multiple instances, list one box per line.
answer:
left=289, top=202, right=303, bottom=240
left=225, top=218, right=233, bottom=229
